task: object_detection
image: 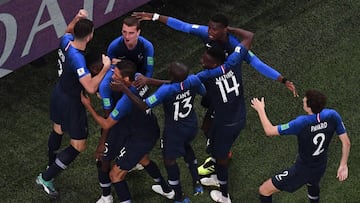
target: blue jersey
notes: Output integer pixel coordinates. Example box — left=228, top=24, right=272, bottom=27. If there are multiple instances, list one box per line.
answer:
left=145, top=74, right=206, bottom=127
left=166, top=17, right=281, bottom=80
left=57, top=34, right=90, bottom=97
left=278, top=108, right=346, bottom=167
left=107, top=36, right=154, bottom=77
left=110, top=85, right=157, bottom=140
left=197, top=44, right=248, bottom=124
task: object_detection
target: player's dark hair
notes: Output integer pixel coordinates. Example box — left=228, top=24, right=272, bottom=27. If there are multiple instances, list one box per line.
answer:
left=305, top=90, right=327, bottom=114
left=85, top=49, right=103, bottom=76
left=123, top=16, right=141, bottom=30
left=169, top=61, right=189, bottom=82
left=115, top=60, right=136, bottom=81
left=74, top=19, right=94, bottom=39
left=210, top=13, right=229, bottom=27
left=85, top=49, right=102, bottom=67
left=206, top=45, right=226, bottom=64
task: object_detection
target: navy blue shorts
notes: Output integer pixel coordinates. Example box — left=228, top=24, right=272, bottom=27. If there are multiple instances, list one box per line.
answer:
left=162, top=123, right=198, bottom=159
left=50, top=84, right=88, bottom=140
left=103, top=121, right=131, bottom=161
left=115, top=121, right=160, bottom=171
left=271, top=162, right=326, bottom=192
left=207, top=120, right=245, bottom=159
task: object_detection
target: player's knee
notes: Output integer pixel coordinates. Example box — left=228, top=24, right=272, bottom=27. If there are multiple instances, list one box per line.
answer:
left=109, top=165, right=127, bottom=182
left=139, top=154, right=150, bottom=166
left=70, top=139, right=87, bottom=152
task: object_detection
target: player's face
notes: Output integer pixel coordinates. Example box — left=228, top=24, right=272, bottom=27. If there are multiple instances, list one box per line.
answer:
left=122, top=24, right=140, bottom=48
left=200, top=52, right=219, bottom=69
left=112, top=68, right=124, bottom=83
left=208, top=21, right=227, bottom=41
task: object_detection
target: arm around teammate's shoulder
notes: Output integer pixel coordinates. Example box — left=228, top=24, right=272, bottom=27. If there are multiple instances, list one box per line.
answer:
left=80, top=55, right=111, bottom=94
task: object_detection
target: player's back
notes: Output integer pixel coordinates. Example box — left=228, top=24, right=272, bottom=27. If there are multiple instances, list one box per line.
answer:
left=296, top=109, right=344, bottom=167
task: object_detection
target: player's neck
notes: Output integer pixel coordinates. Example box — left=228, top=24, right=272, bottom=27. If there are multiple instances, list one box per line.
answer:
left=71, top=40, right=87, bottom=51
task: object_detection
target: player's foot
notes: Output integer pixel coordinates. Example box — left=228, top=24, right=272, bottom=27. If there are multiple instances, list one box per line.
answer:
left=210, top=190, right=231, bottom=203
left=129, top=163, right=144, bottom=172
left=193, top=181, right=203, bottom=196
left=174, top=197, right=190, bottom=203
left=96, top=195, right=114, bottom=203
left=35, top=173, right=59, bottom=198
left=151, top=184, right=175, bottom=199
left=198, top=157, right=215, bottom=175
left=200, top=174, right=220, bottom=187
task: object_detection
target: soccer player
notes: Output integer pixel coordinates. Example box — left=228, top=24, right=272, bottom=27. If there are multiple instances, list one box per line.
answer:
left=133, top=11, right=298, bottom=176
left=192, top=37, right=252, bottom=202
left=116, top=61, right=206, bottom=202
left=35, top=9, right=111, bottom=199
left=107, top=16, right=154, bottom=87
left=251, top=90, right=350, bottom=203
left=81, top=60, right=174, bottom=203
left=94, top=16, right=155, bottom=203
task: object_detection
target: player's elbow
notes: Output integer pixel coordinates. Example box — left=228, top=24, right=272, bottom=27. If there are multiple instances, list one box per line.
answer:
left=264, top=127, right=278, bottom=137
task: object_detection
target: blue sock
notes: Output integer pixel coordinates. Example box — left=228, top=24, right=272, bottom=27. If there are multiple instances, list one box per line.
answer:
left=42, top=145, right=79, bottom=181
left=98, top=168, right=111, bottom=196
left=184, top=144, right=200, bottom=183
left=216, top=162, right=229, bottom=197
left=113, top=180, right=130, bottom=202
left=47, top=130, right=63, bottom=166
left=260, top=194, right=272, bottom=203
left=144, top=160, right=171, bottom=193
left=165, top=163, right=182, bottom=201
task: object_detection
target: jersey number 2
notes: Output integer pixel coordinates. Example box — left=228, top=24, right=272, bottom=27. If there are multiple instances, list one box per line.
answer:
left=312, top=133, right=325, bottom=156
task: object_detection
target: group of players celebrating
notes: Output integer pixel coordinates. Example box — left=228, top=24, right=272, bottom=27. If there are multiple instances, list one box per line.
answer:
left=35, top=8, right=350, bottom=203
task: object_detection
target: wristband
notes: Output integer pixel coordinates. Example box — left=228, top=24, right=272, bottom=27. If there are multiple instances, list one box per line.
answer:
left=281, top=77, right=288, bottom=84
left=152, top=13, right=160, bottom=21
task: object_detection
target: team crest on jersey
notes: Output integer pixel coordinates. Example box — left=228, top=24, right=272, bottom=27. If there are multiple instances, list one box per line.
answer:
left=235, top=46, right=241, bottom=53
left=77, top=67, right=86, bottom=76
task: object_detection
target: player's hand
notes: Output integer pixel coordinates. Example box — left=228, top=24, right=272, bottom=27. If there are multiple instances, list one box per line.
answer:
left=132, top=12, right=153, bottom=21
left=95, top=142, right=105, bottom=161
left=285, top=80, right=299, bottom=97
left=77, top=9, right=88, bottom=19
left=110, top=80, right=127, bottom=92
left=250, top=97, right=265, bottom=112
left=134, top=74, right=148, bottom=88
left=102, top=55, right=111, bottom=71
left=80, top=90, right=91, bottom=107
left=336, top=164, right=348, bottom=181
left=111, top=58, right=121, bottom=65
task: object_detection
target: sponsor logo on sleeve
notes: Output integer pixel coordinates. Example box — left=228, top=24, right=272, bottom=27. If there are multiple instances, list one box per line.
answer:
left=77, top=67, right=86, bottom=76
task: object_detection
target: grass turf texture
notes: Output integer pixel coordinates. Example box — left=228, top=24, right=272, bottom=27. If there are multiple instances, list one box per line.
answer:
left=0, top=0, right=359, bottom=202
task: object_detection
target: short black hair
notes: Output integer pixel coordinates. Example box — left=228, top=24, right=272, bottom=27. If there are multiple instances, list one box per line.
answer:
left=74, top=19, right=94, bottom=39
left=115, top=60, right=136, bottom=81
left=206, top=45, right=226, bottom=64
left=305, top=90, right=327, bottom=114
left=210, top=13, right=229, bottom=27
left=168, top=61, right=189, bottom=82
left=85, top=49, right=102, bottom=67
